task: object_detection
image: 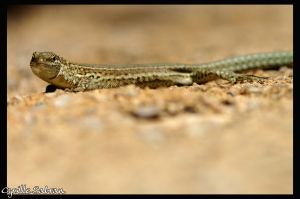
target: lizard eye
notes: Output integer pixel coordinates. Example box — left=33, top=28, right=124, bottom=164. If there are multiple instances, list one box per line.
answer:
left=51, top=56, right=57, bottom=61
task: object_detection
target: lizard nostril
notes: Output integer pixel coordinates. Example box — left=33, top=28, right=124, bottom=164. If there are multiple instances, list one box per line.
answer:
left=33, top=52, right=38, bottom=58
left=31, top=53, right=37, bottom=62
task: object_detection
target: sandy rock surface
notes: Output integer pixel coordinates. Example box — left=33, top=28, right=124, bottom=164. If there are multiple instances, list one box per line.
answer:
left=7, top=6, right=292, bottom=194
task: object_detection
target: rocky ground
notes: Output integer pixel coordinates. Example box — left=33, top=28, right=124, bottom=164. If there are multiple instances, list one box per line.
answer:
left=7, top=5, right=292, bottom=194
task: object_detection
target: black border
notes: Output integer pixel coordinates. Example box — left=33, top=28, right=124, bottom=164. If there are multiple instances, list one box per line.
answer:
left=3, top=0, right=296, bottom=4
left=1, top=3, right=7, bottom=198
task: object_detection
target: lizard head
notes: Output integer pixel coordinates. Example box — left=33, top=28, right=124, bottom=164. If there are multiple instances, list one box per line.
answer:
left=30, top=51, right=65, bottom=82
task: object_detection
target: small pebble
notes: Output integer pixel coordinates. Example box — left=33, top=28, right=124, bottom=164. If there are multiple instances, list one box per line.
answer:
left=131, top=105, right=160, bottom=119
left=7, top=95, right=23, bottom=105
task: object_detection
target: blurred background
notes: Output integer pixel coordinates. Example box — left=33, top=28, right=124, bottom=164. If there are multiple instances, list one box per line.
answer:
left=7, top=5, right=292, bottom=194
left=7, top=5, right=292, bottom=97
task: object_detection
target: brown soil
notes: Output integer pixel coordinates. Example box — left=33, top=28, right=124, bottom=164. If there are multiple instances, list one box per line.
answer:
left=7, top=5, right=292, bottom=194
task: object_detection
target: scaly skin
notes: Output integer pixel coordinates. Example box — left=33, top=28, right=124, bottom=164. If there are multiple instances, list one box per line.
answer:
left=30, top=51, right=293, bottom=92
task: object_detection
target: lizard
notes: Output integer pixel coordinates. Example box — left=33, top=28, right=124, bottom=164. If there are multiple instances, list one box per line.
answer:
left=30, top=51, right=293, bottom=92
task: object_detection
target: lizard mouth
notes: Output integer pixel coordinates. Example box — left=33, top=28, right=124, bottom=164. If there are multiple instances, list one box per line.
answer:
left=30, top=62, right=59, bottom=80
